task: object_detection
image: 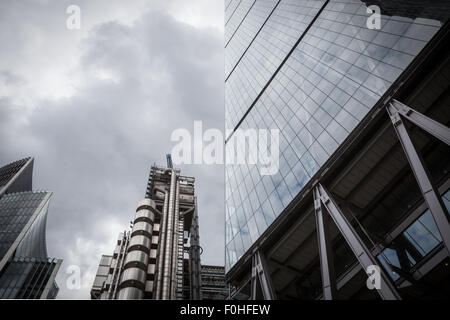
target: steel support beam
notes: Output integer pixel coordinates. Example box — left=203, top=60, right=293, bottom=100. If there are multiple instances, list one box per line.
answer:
left=387, top=103, right=450, bottom=256
left=189, top=197, right=202, bottom=300
left=313, top=187, right=337, bottom=300
left=251, top=251, right=276, bottom=300
left=316, top=184, right=402, bottom=300
left=391, top=99, right=450, bottom=146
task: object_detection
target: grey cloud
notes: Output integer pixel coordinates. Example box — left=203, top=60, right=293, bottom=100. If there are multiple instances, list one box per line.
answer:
left=0, top=3, right=224, bottom=299
left=0, top=71, right=26, bottom=86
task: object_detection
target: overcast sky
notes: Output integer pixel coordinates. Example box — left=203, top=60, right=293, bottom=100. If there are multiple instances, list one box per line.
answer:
left=0, top=0, right=224, bottom=299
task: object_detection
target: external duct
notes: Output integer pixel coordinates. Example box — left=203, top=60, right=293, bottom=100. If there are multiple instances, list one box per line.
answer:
left=118, top=198, right=156, bottom=300
left=155, top=189, right=169, bottom=299
left=189, top=197, right=202, bottom=299
left=170, top=180, right=180, bottom=298
left=161, top=169, right=177, bottom=299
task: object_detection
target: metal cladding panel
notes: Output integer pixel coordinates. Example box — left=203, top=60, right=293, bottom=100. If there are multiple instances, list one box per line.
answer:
left=120, top=267, right=146, bottom=284
left=128, top=235, right=151, bottom=249
left=132, top=221, right=153, bottom=236
left=147, top=264, right=156, bottom=274
left=124, top=250, right=149, bottom=267
left=135, top=209, right=155, bottom=221
left=118, top=286, right=143, bottom=300
left=145, top=280, right=154, bottom=292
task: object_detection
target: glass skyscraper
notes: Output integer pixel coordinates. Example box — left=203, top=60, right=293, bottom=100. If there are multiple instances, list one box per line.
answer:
left=225, top=0, right=450, bottom=299
left=0, top=157, right=62, bottom=299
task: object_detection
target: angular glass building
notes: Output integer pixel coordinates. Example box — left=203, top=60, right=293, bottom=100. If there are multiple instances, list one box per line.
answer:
left=0, top=157, right=33, bottom=197
left=0, top=158, right=62, bottom=299
left=225, top=0, right=450, bottom=299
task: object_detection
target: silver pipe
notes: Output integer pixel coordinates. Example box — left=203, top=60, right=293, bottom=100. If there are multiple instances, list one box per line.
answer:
left=155, top=189, right=169, bottom=299
left=162, top=170, right=177, bottom=299
left=171, top=181, right=180, bottom=299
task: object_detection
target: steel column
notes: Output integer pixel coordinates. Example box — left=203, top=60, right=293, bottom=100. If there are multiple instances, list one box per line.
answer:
left=387, top=103, right=450, bottom=256
left=390, top=99, right=450, bottom=146
left=316, top=184, right=402, bottom=300
left=189, top=197, right=202, bottom=300
left=250, top=251, right=276, bottom=300
left=313, top=187, right=337, bottom=300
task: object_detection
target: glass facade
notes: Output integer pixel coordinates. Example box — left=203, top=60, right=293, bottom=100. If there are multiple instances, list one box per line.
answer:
left=225, top=0, right=448, bottom=271
left=0, top=158, right=28, bottom=188
left=0, top=257, right=60, bottom=299
left=378, top=189, right=450, bottom=281
left=0, top=157, right=32, bottom=194
left=0, top=158, right=62, bottom=299
left=0, top=192, right=49, bottom=261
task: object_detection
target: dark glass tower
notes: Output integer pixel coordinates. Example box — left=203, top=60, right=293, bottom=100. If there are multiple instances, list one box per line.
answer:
left=0, top=158, right=62, bottom=299
left=0, top=157, right=33, bottom=197
left=225, top=0, right=450, bottom=299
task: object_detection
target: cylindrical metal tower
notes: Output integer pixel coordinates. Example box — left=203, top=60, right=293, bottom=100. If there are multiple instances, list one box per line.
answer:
left=118, top=198, right=156, bottom=299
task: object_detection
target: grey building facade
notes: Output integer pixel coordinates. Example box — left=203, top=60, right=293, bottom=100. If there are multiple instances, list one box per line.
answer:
left=200, top=265, right=228, bottom=300
left=225, top=0, right=450, bottom=299
left=0, top=157, right=62, bottom=299
left=91, top=160, right=205, bottom=300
